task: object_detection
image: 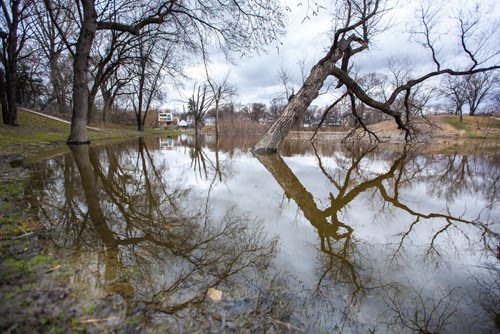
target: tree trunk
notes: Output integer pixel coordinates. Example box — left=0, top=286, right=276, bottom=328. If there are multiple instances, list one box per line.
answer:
left=48, top=54, right=68, bottom=114
left=2, top=0, right=20, bottom=126
left=194, top=121, right=201, bottom=137
left=67, top=1, right=97, bottom=144
left=252, top=36, right=365, bottom=153
left=214, top=100, right=220, bottom=137
left=0, top=69, right=8, bottom=124
left=101, top=85, right=112, bottom=122
left=87, top=87, right=98, bottom=123
left=6, top=64, right=18, bottom=125
left=253, top=61, right=334, bottom=153
left=136, top=111, right=144, bottom=131
left=469, top=102, right=477, bottom=116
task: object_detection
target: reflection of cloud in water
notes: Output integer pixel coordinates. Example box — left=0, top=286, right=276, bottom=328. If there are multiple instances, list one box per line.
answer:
left=28, top=136, right=499, bottom=332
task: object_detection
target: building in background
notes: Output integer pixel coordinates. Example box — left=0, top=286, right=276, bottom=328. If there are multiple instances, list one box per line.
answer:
left=157, top=112, right=177, bottom=129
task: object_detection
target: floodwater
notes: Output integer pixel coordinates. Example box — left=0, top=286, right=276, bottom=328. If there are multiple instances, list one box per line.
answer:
left=26, top=135, right=499, bottom=333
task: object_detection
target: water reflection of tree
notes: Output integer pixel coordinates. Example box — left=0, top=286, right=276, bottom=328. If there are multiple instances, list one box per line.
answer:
left=255, top=143, right=500, bottom=333
left=190, top=135, right=222, bottom=181
left=32, top=140, right=281, bottom=329
left=29, top=139, right=499, bottom=332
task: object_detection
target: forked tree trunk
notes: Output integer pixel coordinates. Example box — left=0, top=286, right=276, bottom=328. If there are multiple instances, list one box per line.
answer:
left=67, top=1, right=97, bottom=144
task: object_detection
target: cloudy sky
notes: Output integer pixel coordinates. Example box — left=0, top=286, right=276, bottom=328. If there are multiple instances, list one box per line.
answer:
left=165, top=0, right=499, bottom=112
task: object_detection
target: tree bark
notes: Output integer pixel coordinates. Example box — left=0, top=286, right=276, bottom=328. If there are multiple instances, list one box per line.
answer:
left=214, top=99, right=220, bottom=137
left=101, top=85, right=112, bottom=122
left=87, top=84, right=98, bottom=123
left=253, top=59, right=338, bottom=153
left=67, top=0, right=97, bottom=144
left=48, top=54, right=68, bottom=114
left=2, top=0, right=20, bottom=126
left=0, top=68, right=8, bottom=124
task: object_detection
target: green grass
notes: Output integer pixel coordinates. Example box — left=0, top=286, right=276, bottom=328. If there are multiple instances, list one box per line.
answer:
left=0, top=178, right=41, bottom=237
left=0, top=108, right=181, bottom=159
left=4, top=255, right=55, bottom=275
left=440, top=115, right=500, bottom=139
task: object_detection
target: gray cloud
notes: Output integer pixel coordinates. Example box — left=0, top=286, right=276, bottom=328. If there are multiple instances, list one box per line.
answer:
left=165, top=0, right=499, bottom=111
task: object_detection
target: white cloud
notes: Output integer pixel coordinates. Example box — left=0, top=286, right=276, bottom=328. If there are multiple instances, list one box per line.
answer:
left=163, top=0, right=500, bottom=112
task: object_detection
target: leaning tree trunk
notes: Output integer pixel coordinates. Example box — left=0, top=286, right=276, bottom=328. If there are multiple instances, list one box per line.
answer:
left=253, top=60, right=336, bottom=153
left=253, top=42, right=348, bottom=153
left=67, top=2, right=97, bottom=144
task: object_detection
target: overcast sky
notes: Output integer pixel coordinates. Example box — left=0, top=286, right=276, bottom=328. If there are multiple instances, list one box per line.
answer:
left=165, top=0, right=499, bottom=112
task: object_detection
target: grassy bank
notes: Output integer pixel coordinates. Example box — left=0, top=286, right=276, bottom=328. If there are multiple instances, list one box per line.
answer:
left=0, top=109, right=183, bottom=332
left=440, top=115, right=500, bottom=139
left=0, top=108, right=181, bottom=161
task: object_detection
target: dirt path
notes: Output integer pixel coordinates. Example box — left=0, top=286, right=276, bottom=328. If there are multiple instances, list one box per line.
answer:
left=19, top=108, right=104, bottom=132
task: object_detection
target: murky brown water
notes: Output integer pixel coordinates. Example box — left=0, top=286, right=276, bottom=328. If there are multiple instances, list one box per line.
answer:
left=27, top=135, right=499, bottom=333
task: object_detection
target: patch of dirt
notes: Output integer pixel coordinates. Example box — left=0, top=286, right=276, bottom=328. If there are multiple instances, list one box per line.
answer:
left=366, top=116, right=466, bottom=142
left=0, top=161, right=136, bottom=333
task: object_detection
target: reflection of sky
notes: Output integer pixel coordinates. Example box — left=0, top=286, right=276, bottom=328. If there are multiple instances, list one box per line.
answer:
left=33, top=137, right=499, bottom=332
left=154, top=147, right=320, bottom=283
left=149, top=138, right=500, bottom=296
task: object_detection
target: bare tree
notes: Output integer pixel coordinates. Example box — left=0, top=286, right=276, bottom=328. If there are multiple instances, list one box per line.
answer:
left=277, top=63, right=295, bottom=100
left=86, top=30, right=136, bottom=122
left=442, top=75, right=467, bottom=121
left=203, top=61, right=237, bottom=136
left=249, top=102, right=267, bottom=122
left=264, top=65, right=296, bottom=123
left=43, top=0, right=284, bottom=144
left=31, top=1, right=74, bottom=114
left=0, top=0, right=34, bottom=125
left=253, top=0, right=499, bottom=153
left=442, top=72, right=498, bottom=120
left=99, top=68, right=129, bottom=122
left=188, top=83, right=213, bottom=136
left=269, top=96, right=286, bottom=119
left=127, top=31, right=180, bottom=131
left=465, top=72, right=498, bottom=116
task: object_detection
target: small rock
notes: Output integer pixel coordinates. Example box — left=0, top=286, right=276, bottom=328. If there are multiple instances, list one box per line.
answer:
left=207, top=288, right=222, bottom=302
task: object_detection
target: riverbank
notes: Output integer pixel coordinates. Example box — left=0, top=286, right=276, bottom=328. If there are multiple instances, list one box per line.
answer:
left=0, top=108, right=181, bottom=168
left=285, top=115, right=500, bottom=143
left=0, top=109, right=183, bottom=332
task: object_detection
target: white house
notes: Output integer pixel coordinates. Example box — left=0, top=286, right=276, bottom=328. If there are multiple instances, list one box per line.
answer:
left=158, top=112, right=176, bottom=128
